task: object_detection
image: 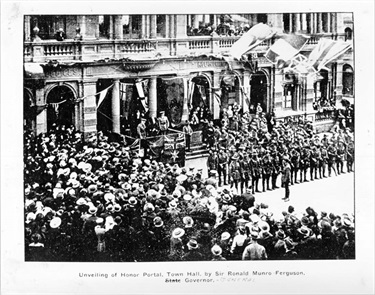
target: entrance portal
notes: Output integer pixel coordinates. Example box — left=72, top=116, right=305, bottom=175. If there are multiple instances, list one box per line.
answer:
left=46, top=85, right=75, bottom=131
left=250, top=71, right=268, bottom=113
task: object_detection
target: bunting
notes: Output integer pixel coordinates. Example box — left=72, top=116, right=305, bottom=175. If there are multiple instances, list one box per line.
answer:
left=96, top=85, right=113, bottom=110
left=240, top=86, right=251, bottom=106
left=188, top=81, right=195, bottom=106
left=212, top=88, right=222, bottom=106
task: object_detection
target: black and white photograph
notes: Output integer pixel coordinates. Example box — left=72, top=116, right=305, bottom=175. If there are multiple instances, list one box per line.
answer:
left=1, top=1, right=374, bottom=295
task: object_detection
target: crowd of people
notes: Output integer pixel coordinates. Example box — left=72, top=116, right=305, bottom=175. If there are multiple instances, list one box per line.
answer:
left=187, top=22, right=251, bottom=37
left=24, top=104, right=355, bottom=262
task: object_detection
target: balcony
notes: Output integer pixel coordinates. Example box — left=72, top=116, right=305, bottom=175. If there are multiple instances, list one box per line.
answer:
left=23, top=33, right=351, bottom=64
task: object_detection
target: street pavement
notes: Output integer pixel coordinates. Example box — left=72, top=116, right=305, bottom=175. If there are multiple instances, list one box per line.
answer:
left=186, top=155, right=355, bottom=221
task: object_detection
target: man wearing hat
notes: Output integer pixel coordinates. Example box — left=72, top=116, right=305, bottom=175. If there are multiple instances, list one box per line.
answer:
left=211, top=245, right=226, bottom=261
left=261, top=153, right=272, bottom=192
left=182, top=121, right=194, bottom=152
left=281, top=158, right=291, bottom=202
left=182, top=239, right=204, bottom=261
left=218, top=147, right=229, bottom=186
left=229, top=153, right=242, bottom=194
left=250, top=152, right=261, bottom=194
left=157, top=111, right=170, bottom=135
left=242, top=229, right=267, bottom=260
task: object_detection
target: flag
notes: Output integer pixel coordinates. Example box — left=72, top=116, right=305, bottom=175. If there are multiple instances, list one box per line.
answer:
left=265, top=34, right=309, bottom=68
left=164, top=133, right=185, bottom=150
left=164, top=133, right=185, bottom=164
left=229, top=23, right=275, bottom=60
left=96, top=85, right=112, bottom=109
left=240, top=86, right=251, bottom=106
left=135, top=81, right=145, bottom=98
left=181, top=78, right=189, bottom=122
left=188, top=81, right=195, bottom=106
left=306, top=38, right=337, bottom=71
left=316, top=40, right=352, bottom=71
left=129, top=139, right=140, bottom=155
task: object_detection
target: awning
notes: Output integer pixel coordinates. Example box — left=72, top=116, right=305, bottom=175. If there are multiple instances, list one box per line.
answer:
left=24, top=63, right=44, bottom=79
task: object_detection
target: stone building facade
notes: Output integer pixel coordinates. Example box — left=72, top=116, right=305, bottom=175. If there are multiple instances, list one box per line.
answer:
left=23, top=13, right=354, bottom=138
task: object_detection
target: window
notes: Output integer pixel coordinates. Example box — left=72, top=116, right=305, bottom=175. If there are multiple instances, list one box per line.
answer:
left=157, top=15, right=167, bottom=38
left=345, top=27, right=352, bottom=41
left=99, top=15, right=111, bottom=39
left=342, top=64, right=354, bottom=96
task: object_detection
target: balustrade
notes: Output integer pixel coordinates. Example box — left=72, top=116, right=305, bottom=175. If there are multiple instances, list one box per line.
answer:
left=24, top=33, right=348, bottom=63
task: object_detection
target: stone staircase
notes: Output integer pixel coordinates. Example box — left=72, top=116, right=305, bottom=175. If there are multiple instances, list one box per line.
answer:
left=185, top=142, right=210, bottom=160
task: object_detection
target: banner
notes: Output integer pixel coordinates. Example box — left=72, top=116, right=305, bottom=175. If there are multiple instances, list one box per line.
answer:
left=265, top=34, right=309, bottom=68
left=163, top=78, right=184, bottom=126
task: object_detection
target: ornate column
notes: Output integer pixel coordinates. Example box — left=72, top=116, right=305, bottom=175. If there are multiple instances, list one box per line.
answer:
left=326, top=13, right=331, bottom=33
left=114, top=15, right=123, bottom=40
left=181, top=77, right=190, bottom=123
left=335, top=62, right=343, bottom=101
left=150, top=15, right=157, bottom=38
left=149, top=76, right=157, bottom=118
left=77, top=16, right=86, bottom=39
left=165, top=15, right=170, bottom=38
left=112, top=79, right=120, bottom=133
left=289, top=13, right=293, bottom=32
left=242, top=73, right=251, bottom=113
left=317, top=13, right=323, bottom=33
left=192, top=15, right=200, bottom=29
left=24, top=15, right=31, bottom=41
left=36, top=87, right=47, bottom=135
left=169, top=15, right=175, bottom=38
left=203, top=14, right=210, bottom=25
left=295, top=13, right=301, bottom=32
left=301, top=13, right=307, bottom=33
left=83, top=80, right=98, bottom=140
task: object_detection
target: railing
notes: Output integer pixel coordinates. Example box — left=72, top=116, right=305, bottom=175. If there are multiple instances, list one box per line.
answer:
left=315, top=108, right=336, bottom=121
left=188, top=38, right=211, bottom=50
left=44, top=42, right=76, bottom=57
left=23, top=33, right=351, bottom=63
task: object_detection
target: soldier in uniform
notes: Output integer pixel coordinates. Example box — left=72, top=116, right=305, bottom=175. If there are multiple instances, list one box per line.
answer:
left=218, top=147, right=229, bottom=186
left=300, top=144, right=310, bottom=182
left=261, top=153, right=273, bottom=192
left=229, top=153, right=242, bottom=193
left=290, top=146, right=300, bottom=185
left=319, top=144, right=329, bottom=178
left=206, top=149, right=219, bottom=172
left=206, top=120, right=216, bottom=148
left=327, top=142, right=338, bottom=177
left=271, top=153, right=281, bottom=190
left=346, top=141, right=354, bottom=172
left=336, top=141, right=346, bottom=174
left=309, top=146, right=320, bottom=181
left=157, top=111, right=170, bottom=135
left=281, top=157, right=291, bottom=202
left=250, top=152, right=261, bottom=194
left=240, top=151, right=252, bottom=193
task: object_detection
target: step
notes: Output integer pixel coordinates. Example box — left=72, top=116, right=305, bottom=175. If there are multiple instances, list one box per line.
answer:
left=186, top=153, right=210, bottom=160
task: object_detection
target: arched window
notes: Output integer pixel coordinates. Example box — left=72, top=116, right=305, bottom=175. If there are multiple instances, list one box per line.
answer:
left=344, top=27, right=352, bottom=41
left=342, top=64, right=354, bottom=96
